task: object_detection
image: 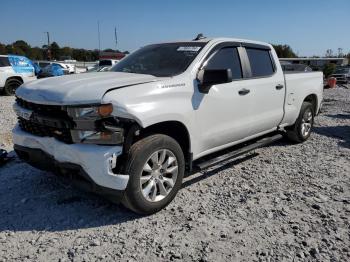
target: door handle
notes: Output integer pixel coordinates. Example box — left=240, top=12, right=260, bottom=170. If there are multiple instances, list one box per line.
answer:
left=238, top=88, right=250, bottom=95
left=276, top=84, right=284, bottom=90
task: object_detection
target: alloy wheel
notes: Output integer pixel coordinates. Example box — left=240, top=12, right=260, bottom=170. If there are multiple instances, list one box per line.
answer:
left=140, top=149, right=178, bottom=202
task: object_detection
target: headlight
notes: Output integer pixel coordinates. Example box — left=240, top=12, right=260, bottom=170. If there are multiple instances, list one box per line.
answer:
left=67, top=104, right=113, bottom=119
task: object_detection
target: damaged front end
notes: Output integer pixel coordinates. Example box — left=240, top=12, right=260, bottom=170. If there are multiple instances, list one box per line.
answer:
left=67, top=103, right=125, bottom=145
left=13, top=97, right=141, bottom=192
left=14, top=97, right=139, bottom=147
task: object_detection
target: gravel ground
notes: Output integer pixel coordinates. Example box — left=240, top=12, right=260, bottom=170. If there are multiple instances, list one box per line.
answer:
left=0, top=88, right=349, bottom=261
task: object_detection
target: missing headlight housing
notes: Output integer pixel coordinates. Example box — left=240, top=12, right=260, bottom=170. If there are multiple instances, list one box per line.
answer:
left=67, top=104, right=123, bottom=145
left=71, top=129, right=124, bottom=145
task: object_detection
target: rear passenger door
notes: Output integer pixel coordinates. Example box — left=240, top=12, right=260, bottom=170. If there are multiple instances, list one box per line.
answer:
left=241, top=46, right=285, bottom=136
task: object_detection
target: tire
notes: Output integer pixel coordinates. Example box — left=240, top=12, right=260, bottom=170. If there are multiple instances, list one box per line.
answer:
left=286, top=101, right=314, bottom=143
left=3, top=78, right=22, bottom=96
left=122, top=134, right=185, bottom=214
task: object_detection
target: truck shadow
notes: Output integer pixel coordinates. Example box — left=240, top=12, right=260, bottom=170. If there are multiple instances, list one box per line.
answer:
left=0, top=156, right=141, bottom=232
left=313, top=125, right=350, bottom=149
left=326, top=113, right=350, bottom=120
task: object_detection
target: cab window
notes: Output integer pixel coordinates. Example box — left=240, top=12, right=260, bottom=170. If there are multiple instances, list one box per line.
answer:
left=205, top=47, right=242, bottom=80
left=246, top=48, right=274, bottom=77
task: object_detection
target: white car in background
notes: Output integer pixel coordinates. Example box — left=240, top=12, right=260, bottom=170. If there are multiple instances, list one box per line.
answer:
left=61, top=63, right=75, bottom=74
left=0, top=55, right=36, bottom=95
left=36, top=61, right=75, bottom=74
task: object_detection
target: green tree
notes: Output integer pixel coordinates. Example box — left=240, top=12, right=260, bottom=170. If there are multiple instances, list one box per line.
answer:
left=50, top=42, right=61, bottom=60
left=30, top=47, right=44, bottom=60
left=272, top=44, right=297, bottom=58
left=0, top=39, right=129, bottom=61
left=13, top=40, right=31, bottom=56
left=323, top=63, right=336, bottom=78
left=61, top=46, right=73, bottom=58
left=0, top=43, right=6, bottom=55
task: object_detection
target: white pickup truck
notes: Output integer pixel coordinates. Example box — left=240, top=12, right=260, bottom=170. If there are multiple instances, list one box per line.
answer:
left=13, top=37, right=323, bottom=214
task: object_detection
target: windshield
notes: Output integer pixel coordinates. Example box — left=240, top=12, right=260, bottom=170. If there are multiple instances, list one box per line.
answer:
left=334, top=68, right=350, bottom=74
left=111, top=42, right=206, bottom=77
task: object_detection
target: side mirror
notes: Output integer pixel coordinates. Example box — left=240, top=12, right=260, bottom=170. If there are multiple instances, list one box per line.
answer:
left=197, top=68, right=233, bottom=93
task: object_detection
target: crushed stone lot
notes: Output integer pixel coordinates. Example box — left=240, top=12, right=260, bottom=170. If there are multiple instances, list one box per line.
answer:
left=0, top=88, right=349, bottom=261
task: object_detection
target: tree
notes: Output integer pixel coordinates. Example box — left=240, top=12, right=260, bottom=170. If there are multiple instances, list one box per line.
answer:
left=61, top=46, right=73, bottom=58
left=325, top=49, right=334, bottom=58
left=30, top=47, right=44, bottom=60
left=13, top=40, right=31, bottom=56
left=323, top=63, right=336, bottom=78
left=272, top=44, right=297, bottom=58
left=50, top=42, right=61, bottom=60
left=0, top=43, right=6, bottom=55
left=103, top=48, right=115, bottom=52
left=0, top=39, right=129, bottom=61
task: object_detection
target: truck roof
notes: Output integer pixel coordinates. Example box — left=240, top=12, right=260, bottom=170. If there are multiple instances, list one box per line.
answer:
left=157, top=37, right=271, bottom=48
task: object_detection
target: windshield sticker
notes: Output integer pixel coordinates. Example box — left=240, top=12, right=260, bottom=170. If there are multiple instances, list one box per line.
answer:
left=177, top=46, right=201, bottom=52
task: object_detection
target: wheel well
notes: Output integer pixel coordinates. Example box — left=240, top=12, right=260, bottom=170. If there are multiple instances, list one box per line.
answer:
left=6, top=76, right=23, bottom=84
left=138, top=121, right=192, bottom=168
left=304, top=94, right=318, bottom=114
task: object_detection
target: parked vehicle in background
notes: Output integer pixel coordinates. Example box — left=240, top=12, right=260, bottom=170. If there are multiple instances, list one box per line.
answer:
left=35, top=61, right=75, bottom=74
left=37, top=61, right=50, bottom=69
left=85, top=60, right=117, bottom=72
left=331, top=67, right=350, bottom=84
left=86, top=65, right=112, bottom=73
left=61, top=63, right=75, bottom=74
left=280, top=62, right=313, bottom=72
left=37, top=63, right=69, bottom=78
left=13, top=37, right=323, bottom=214
left=98, top=59, right=119, bottom=67
left=0, top=55, right=36, bottom=95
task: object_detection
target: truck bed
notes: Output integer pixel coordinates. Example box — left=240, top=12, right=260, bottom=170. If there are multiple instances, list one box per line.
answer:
left=282, top=71, right=323, bottom=126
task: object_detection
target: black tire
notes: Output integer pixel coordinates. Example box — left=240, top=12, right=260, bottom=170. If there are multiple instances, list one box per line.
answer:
left=122, top=134, right=185, bottom=214
left=3, top=78, right=22, bottom=96
left=286, top=101, right=314, bottom=143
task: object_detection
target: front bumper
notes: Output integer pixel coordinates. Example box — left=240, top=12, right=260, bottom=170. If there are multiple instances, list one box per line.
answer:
left=13, top=125, right=129, bottom=193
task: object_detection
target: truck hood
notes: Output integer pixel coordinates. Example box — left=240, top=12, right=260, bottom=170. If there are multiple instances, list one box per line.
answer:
left=16, top=72, right=159, bottom=105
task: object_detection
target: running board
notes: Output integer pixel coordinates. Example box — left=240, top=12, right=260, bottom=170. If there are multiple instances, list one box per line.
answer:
left=194, top=134, right=283, bottom=171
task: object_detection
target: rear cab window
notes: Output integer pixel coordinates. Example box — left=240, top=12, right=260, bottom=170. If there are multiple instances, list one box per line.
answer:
left=246, top=48, right=275, bottom=77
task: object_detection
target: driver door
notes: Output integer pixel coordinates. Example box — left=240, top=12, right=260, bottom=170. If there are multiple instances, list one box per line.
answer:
left=194, top=47, right=253, bottom=155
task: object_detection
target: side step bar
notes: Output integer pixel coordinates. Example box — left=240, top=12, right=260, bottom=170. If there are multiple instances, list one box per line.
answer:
left=194, top=134, right=283, bottom=171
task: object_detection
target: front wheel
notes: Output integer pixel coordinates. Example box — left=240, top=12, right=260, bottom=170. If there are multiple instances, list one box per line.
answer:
left=286, top=101, right=314, bottom=143
left=122, top=134, right=185, bottom=214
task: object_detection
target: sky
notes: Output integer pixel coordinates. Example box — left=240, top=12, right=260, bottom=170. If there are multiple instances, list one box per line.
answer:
left=1, top=0, right=349, bottom=56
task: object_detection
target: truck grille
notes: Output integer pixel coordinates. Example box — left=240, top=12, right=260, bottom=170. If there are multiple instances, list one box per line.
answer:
left=16, top=98, right=74, bottom=144
left=16, top=98, right=68, bottom=118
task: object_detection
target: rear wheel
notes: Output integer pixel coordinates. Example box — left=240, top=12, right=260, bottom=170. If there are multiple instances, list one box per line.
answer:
left=3, top=78, right=22, bottom=96
left=122, top=134, right=185, bottom=214
left=286, top=101, right=314, bottom=143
